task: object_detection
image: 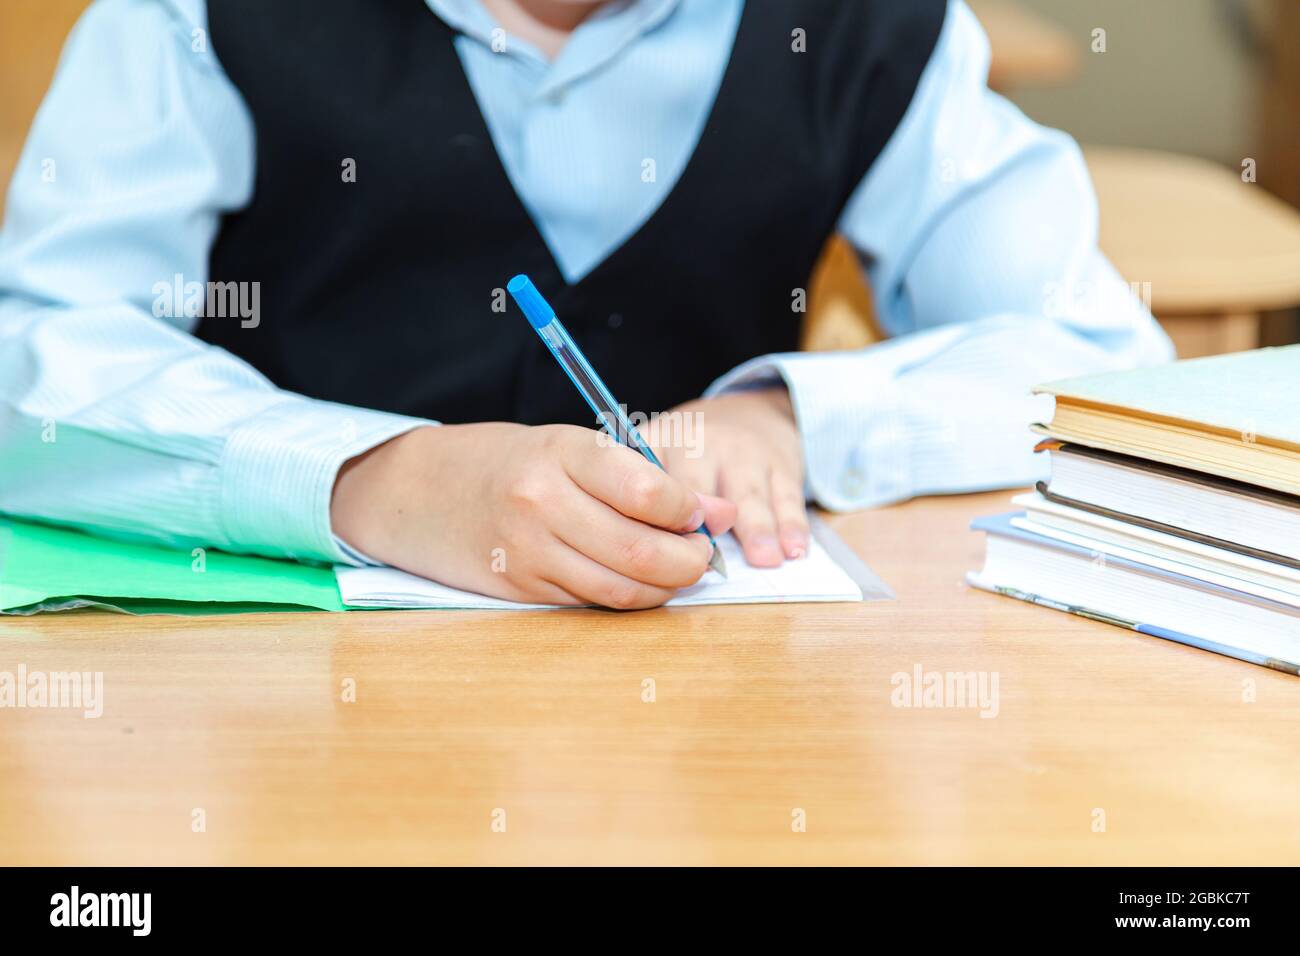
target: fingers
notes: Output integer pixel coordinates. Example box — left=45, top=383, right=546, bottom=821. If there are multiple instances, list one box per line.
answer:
left=556, top=489, right=713, bottom=589
left=769, top=470, right=810, bottom=559
left=717, top=457, right=808, bottom=567
left=698, top=493, right=737, bottom=536
left=720, top=461, right=783, bottom=568
left=654, top=453, right=734, bottom=537
left=562, top=435, right=703, bottom=532
left=506, top=576, right=586, bottom=607
left=660, top=454, right=718, bottom=500
left=538, top=538, right=678, bottom=610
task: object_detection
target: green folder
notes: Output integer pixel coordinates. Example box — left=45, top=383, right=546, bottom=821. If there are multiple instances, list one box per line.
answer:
left=0, top=517, right=345, bottom=615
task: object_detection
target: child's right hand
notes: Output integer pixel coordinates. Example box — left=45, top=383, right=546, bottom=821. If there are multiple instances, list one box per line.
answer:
left=330, top=423, right=736, bottom=608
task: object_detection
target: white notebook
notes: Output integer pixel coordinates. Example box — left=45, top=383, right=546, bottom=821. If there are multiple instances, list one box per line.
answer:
left=336, top=519, right=889, bottom=610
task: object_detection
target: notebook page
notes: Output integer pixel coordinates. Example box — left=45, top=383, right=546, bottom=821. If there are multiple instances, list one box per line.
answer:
left=336, top=530, right=863, bottom=610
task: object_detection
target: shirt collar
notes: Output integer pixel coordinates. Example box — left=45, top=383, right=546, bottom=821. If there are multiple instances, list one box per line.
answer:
left=426, top=0, right=683, bottom=96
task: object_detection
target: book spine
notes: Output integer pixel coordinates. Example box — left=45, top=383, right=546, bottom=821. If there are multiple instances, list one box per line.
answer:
left=975, top=582, right=1300, bottom=675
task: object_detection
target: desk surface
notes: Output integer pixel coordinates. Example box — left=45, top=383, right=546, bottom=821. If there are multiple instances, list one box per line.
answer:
left=2, top=490, right=1296, bottom=865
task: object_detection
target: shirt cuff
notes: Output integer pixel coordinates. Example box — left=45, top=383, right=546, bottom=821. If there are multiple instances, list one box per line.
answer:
left=219, top=397, right=433, bottom=564
left=706, top=350, right=911, bottom=511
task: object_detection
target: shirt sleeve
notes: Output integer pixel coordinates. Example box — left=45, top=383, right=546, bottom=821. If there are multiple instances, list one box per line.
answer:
left=707, top=0, right=1174, bottom=511
left=0, top=0, right=430, bottom=564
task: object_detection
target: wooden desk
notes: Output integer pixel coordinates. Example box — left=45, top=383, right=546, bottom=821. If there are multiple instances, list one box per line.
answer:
left=2, top=490, right=1297, bottom=866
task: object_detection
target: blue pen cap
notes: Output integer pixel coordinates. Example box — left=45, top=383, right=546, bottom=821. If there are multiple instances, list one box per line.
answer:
left=507, top=274, right=556, bottom=329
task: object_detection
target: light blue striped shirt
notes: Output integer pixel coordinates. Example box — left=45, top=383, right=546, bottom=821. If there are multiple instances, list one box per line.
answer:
left=0, top=0, right=1172, bottom=565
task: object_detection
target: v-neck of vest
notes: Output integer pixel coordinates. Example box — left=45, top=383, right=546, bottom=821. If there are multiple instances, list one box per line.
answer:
left=429, top=4, right=753, bottom=298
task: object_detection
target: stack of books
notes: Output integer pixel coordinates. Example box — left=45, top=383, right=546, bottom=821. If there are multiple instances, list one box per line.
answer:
left=969, top=345, right=1300, bottom=674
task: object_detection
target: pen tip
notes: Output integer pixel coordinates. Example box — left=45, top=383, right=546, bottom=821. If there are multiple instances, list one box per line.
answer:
left=709, top=546, right=728, bottom=579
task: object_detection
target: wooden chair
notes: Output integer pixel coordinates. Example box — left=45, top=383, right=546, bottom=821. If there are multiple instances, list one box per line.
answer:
left=968, top=0, right=1080, bottom=92
left=0, top=1, right=90, bottom=219
left=1086, top=146, right=1300, bottom=358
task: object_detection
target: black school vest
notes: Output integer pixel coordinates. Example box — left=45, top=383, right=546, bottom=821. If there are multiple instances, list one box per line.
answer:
left=199, top=0, right=945, bottom=425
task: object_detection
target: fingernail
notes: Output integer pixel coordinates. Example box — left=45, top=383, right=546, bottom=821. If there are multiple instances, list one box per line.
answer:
left=786, top=531, right=808, bottom=559
left=685, top=508, right=704, bottom=530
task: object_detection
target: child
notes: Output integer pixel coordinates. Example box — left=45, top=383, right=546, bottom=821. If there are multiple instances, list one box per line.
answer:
left=0, top=0, right=1172, bottom=608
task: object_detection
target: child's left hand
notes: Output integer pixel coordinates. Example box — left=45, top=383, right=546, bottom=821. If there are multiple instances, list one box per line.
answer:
left=645, top=387, right=808, bottom=568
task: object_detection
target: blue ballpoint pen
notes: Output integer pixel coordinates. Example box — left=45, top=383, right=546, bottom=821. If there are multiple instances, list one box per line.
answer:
left=507, top=274, right=727, bottom=577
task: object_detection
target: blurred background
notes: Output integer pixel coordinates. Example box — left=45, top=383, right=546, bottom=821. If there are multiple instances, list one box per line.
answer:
left=2, top=0, right=1298, bottom=358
